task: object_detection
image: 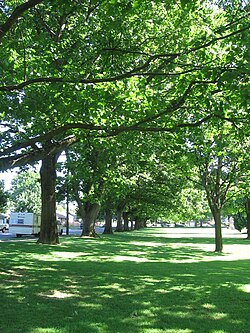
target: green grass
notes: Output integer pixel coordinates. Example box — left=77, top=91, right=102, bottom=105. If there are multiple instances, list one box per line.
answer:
left=0, top=228, right=249, bottom=333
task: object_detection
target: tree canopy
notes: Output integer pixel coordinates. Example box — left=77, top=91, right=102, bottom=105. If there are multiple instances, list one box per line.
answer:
left=0, top=0, right=249, bottom=246
left=0, top=0, right=249, bottom=170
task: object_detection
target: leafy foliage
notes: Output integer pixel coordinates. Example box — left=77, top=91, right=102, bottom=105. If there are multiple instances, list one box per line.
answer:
left=0, top=0, right=249, bottom=170
left=9, top=170, right=41, bottom=213
left=233, top=212, right=246, bottom=232
left=0, top=180, right=9, bottom=212
left=0, top=1, right=249, bottom=244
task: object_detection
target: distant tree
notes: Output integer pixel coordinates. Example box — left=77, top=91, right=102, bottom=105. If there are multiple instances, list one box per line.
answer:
left=233, top=213, right=246, bottom=232
left=9, top=170, right=41, bottom=213
left=181, top=118, right=249, bottom=252
left=0, top=180, right=8, bottom=212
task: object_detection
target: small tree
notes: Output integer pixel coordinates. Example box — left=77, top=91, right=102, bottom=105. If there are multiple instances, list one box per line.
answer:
left=9, top=170, right=41, bottom=213
left=0, top=180, right=9, bottom=212
left=182, top=120, right=249, bottom=252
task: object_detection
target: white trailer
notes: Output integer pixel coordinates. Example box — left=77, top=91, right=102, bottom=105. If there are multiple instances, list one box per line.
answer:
left=9, top=212, right=41, bottom=237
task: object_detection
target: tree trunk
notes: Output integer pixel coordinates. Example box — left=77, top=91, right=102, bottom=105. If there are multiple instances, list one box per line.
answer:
left=81, top=202, right=100, bottom=237
left=66, top=188, right=69, bottom=236
left=135, top=217, right=147, bottom=230
left=202, top=156, right=226, bottom=252
left=245, top=198, right=250, bottom=240
left=115, top=207, right=124, bottom=232
left=37, top=154, right=59, bottom=244
left=130, top=220, right=134, bottom=231
left=212, top=207, right=223, bottom=252
left=103, top=209, right=113, bottom=234
left=123, top=212, right=129, bottom=231
left=134, top=217, right=144, bottom=230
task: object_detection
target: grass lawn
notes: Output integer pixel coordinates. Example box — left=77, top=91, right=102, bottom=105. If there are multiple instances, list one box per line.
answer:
left=0, top=228, right=249, bottom=333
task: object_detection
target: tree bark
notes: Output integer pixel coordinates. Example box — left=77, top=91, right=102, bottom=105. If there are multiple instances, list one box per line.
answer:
left=212, top=207, right=223, bottom=252
left=103, top=209, right=113, bottom=234
left=245, top=198, right=250, bottom=240
left=134, top=217, right=145, bottom=230
left=81, top=202, right=100, bottom=237
left=37, top=154, right=59, bottom=244
left=203, top=157, right=224, bottom=252
left=130, top=220, right=134, bottom=231
left=115, top=200, right=126, bottom=232
left=123, top=212, right=130, bottom=231
left=115, top=204, right=124, bottom=232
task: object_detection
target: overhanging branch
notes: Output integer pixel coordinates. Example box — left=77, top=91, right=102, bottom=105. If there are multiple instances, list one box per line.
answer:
left=0, top=113, right=214, bottom=172
left=0, top=0, right=43, bottom=40
left=0, top=78, right=215, bottom=157
left=0, top=135, right=79, bottom=171
left=0, top=20, right=249, bottom=92
left=0, top=123, right=105, bottom=157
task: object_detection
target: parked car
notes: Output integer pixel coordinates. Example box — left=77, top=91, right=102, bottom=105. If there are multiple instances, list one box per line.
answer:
left=0, top=214, right=9, bottom=233
left=175, top=223, right=185, bottom=228
left=161, top=222, right=170, bottom=228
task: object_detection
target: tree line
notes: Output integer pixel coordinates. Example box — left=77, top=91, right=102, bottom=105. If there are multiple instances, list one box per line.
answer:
left=0, top=0, right=249, bottom=250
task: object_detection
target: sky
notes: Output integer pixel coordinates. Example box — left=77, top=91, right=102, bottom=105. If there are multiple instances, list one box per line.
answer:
left=0, top=170, right=16, bottom=190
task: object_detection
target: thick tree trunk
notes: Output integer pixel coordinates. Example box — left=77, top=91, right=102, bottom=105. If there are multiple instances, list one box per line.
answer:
left=123, top=212, right=129, bottom=231
left=115, top=207, right=124, bottom=232
left=37, top=154, right=59, bottom=244
left=245, top=198, right=250, bottom=240
left=212, top=208, right=223, bottom=252
left=134, top=217, right=144, bottom=230
left=81, top=202, right=100, bottom=237
left=103, top=209, right=113, bottom=234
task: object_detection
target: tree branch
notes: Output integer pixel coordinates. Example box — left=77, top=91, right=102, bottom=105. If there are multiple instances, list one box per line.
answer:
left=0, top=77, right=217, bottom=170
left=0, top=19, right=248, bottom=92
left=0, top=72, right=141, bottom=91
left=0, top=135, right=79, bottom=171
left=0, top=123, right=105, bottom=157
left=0, top=0, right=43, bottom=40
left=102, top=23, right=250, bottom=60
left=0, top=112, right=214, bottom=172
left=107, top=115, right=213, bottom=137
left=109, top=79, right=217, bottom=134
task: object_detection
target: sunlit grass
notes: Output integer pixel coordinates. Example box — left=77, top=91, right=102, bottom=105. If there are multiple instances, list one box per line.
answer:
left=0, top=228, right=249, bottom=333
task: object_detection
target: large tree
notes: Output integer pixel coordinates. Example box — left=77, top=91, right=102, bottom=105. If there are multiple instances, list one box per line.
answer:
left=0, top=0, right=249, bottom=243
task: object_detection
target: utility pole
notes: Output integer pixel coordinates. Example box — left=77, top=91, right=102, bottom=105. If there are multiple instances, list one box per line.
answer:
left=66, top=184, right=69, bottom=235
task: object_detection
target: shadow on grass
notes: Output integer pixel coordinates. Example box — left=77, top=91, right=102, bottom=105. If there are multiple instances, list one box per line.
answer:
left=0, top=229, right=249, bottom=333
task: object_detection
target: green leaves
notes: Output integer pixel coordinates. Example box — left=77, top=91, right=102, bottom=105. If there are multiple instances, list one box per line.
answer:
left=9, top=170, right=41, bottom=213
left=0, top=0, right=249, bottom=212
left=0, top=180, right=9, bottom=212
